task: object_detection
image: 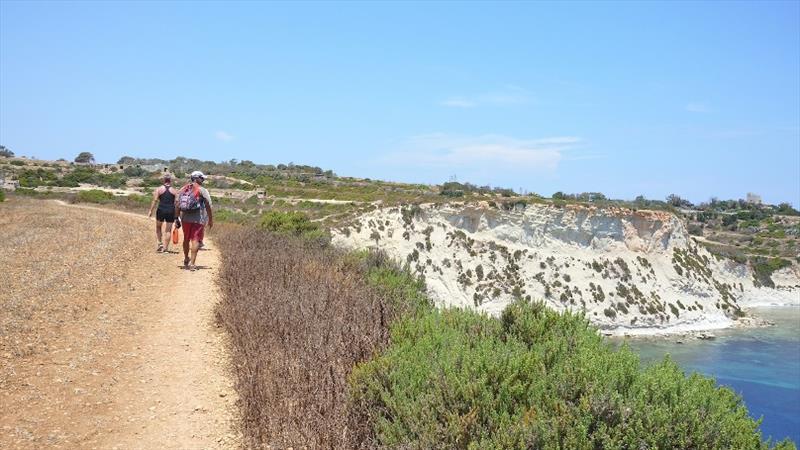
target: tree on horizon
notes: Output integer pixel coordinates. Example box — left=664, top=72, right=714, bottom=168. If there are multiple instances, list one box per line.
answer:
left=74, top=152, right=95, bottom=164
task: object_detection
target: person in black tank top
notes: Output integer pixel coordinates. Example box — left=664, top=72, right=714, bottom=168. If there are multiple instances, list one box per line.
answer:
left=148, top=174, right=179, bottom=252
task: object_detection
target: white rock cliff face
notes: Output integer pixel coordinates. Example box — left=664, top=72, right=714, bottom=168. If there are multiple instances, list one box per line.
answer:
left=332, top=202, right=800, bottom=335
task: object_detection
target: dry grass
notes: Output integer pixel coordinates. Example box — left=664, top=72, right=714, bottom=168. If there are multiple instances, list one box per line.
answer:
left=0, top=197, right=148, bottom=359
left=1, top=197, right=241, bottom=448
left=214, top=225, right=415, bottom=448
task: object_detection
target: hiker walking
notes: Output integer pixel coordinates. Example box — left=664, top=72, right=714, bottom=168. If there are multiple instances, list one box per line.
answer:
left=175, top=171, right=213, bottom=271
left=147, top=174, right=179, bottom=252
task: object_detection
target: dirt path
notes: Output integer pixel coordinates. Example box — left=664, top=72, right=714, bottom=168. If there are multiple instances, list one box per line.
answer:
left=0, top=198, right=240, bottom=449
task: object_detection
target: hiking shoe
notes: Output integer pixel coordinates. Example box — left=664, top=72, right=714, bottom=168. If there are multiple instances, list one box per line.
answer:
left=188, top=264, right=197, bottom=272
left=157, top=243, right=164, bottom=252
left=183, top=256, right=190, bottom=267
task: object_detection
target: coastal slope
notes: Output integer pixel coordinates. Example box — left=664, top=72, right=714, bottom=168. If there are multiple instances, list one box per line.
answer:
left=333, top=202, right=800, bottom=334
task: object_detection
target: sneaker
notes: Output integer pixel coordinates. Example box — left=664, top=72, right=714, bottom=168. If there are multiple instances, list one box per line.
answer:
left=183, top=256, right=190, bottom=267
left=188, top=265, right=197, bottom=272
left=198, top=241, right=205, bottom=250
left=157, top=243, right=164, bottom=252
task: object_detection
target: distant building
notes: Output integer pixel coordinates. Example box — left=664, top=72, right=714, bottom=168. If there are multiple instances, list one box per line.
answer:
left=139, top=164, right=168, bottom=172
left=0, top=173, right=19, bottom=191
left=746, top=193, right=762, bottom=205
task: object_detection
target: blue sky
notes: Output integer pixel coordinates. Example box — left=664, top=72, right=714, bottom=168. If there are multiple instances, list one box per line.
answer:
left=1, top=1, right=798, bottom=205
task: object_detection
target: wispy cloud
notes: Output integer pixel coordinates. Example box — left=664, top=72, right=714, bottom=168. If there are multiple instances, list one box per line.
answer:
left=382, top=133, right=581, bottom=172
left=215, top=130, right=234, bottom=141
left=685, top=102, right=712, bottom=113
left=440, top=85, right=531, bottom=108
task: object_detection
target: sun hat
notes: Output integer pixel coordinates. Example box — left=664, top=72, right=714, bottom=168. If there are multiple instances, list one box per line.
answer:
left=190, top=170, right=206, bottom=181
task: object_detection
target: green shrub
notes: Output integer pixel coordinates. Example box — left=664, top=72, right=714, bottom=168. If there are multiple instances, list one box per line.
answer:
left=59, top=166, right=97, bottom=186
left=215, top=208, right=251, bottom=224
left=95, top=173, right=128, bottom=189
left=140, top=176, right=166, bottom=188
left=365, top=265, right=430, bottom=318
left=10, top=160, right=25, bottom=166
left=258, top=210, right=318, bottom=235
left=0, top=189, right=5, bottom=202
left=126, top=193, right=150, bottom=205
left=350, top=299, right=794, bottom=449
left=76, top=189, right=114, bottom=204
left=123, top=165, right=150, bottom=177
left=752, top=257, right=792, bottom=288
left=17, top=168, right=59, bottom=187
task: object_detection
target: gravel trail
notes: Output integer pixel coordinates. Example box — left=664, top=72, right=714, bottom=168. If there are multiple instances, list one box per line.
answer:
left=0, top=198, right=240, bottom=449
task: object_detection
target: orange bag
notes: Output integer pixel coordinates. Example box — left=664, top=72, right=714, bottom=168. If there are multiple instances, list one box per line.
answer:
left=172, top=227, right=179, bottom=245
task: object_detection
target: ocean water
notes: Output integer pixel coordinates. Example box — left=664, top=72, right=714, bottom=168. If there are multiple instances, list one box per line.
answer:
left=618, top=307, right=800, bottom=444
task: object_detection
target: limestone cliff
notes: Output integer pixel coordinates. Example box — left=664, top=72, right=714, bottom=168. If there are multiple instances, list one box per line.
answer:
left=333, top=202, right=800, bottom=334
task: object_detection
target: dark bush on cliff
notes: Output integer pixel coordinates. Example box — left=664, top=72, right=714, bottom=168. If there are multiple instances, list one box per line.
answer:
left=351, top=299, right=795, bottom=449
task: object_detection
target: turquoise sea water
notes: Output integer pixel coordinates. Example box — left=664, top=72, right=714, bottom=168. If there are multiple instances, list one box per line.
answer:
left=618, top=307, right=800, bottom=444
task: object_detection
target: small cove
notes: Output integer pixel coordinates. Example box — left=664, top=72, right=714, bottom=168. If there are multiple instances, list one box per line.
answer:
left=617, top=306, right=800, bottom=444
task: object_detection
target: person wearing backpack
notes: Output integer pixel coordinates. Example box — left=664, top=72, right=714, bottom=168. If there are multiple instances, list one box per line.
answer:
left=175, top=171, right=213, bottom=271
left=147, top=174, right=179, bottom=253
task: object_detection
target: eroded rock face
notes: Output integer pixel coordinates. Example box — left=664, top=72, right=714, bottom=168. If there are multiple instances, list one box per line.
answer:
left=333, top=202, right=800, bottom=334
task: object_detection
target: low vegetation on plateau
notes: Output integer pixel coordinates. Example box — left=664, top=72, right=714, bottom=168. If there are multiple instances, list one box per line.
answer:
left=2, top=153, right=796, bottom=448
left=214, top=223, right=795, bottom=449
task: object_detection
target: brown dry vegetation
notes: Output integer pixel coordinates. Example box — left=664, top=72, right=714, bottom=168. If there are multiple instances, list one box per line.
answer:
left=214, top=225, right=424, bottom=448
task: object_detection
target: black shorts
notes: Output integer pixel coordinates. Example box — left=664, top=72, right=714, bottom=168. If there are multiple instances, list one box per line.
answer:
left=156, top=209, right=175, bottom=223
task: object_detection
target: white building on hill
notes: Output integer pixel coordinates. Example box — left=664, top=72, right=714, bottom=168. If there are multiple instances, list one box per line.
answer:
left=746, top=193, right=762, bottom=205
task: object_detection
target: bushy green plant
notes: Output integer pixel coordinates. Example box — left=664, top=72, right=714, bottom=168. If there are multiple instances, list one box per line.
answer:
left=76, top=189, right=114, bottom=204
left=95, top=173, right=128, bottom=189
left=350, top=300, right=795, bottom=449
left=215, top=208, right=252, bottom=224
left=123, top=165, right=149, bottom=177
left=59, top=166, right=97, bottom=186
left=11, top=187, right=61, bottom=199
left=257, top=210, right=330, bottom=243
left=365, top=266, right=431, bottom=318
left=17, top=168, right=59, bottom=187
left=126, top=193, right=150, bottom=205
left=752, top=257, right=792, bottom=288
left=0, top=189, right=5, bottom=202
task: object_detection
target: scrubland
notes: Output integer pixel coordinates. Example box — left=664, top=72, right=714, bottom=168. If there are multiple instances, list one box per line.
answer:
left=214, top=223, right=795, bottom=449
left=3, top=157, right=798, bottom=448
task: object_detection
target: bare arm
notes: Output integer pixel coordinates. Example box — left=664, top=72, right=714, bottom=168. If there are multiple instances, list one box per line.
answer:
left=205, top=196, right=213, bottom=228
left=148, top=187, right=160, bottom=217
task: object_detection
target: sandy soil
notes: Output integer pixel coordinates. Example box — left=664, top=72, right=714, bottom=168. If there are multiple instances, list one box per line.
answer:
left=0, top=198, right=240, bottom=449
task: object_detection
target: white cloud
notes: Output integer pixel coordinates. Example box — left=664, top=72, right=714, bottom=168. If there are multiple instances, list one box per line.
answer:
left=686, top=102, right=712, bottom=113
left=215, top=130, right=234, bottom=141
left=383, top=133, right=581, bottom=172
left=440, top=86, right=531, bottom=108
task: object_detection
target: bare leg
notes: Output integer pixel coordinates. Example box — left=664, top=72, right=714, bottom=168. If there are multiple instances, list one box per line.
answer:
left=163, top=222, right=174, bottom=251
left=190, top=240, right=200, bottom=266
left=155, top=220, right=163, bottom=246
left=183, top=235, right=191, bottom=265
